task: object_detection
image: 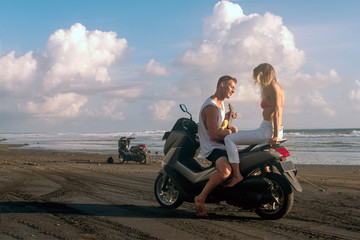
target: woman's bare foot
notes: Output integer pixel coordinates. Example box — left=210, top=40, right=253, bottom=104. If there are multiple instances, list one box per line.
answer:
left=194, top=195, right=208, bottom=217
left=226, top=175, right=244, bottom=187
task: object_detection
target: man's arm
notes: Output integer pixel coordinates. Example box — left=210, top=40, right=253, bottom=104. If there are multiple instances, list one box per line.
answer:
left=202, top=105, right=233, bottom=141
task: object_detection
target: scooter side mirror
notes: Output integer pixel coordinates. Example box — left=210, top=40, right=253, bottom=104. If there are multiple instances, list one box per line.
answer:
left=129, top=133, right=137, bottom=139
left=179, top=104, right=192, bottom=120
left=180, top=104, right=187, bottom=113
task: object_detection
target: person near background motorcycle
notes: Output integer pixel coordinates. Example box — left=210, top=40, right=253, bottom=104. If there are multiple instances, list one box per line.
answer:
left=194, top=75, right=238, bottom=217
left=224, top=63, right=285, bottom=188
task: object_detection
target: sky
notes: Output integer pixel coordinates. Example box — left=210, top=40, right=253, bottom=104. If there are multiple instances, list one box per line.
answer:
left=1, top=0, right=359, bottom=133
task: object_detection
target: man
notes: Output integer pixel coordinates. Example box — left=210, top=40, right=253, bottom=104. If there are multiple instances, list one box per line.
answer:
left=195, top=75, right=238, bottom=217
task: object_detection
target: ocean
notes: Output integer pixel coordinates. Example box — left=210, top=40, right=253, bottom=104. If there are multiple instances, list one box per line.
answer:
left=1, top=128, right=359, bottom=165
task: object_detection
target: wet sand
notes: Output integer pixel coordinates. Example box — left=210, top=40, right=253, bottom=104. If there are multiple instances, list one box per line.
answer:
left=1, top=144, right=359, bottom=239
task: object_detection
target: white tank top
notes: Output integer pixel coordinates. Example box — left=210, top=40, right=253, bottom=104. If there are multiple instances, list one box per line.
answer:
left=198, top=97, right=226, bottom=157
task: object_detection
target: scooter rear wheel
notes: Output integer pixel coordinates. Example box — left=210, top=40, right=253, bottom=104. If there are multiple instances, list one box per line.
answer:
left=139, top=152, right=148, bottom=164
left=154, top=173, right=183, bottom=209
left=255, top=172, right=294, bottom=220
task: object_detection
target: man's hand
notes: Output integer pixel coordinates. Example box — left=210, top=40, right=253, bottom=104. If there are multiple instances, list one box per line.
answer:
left=226, top=111, right=238, bottom=120
left=231, top=112, right=238, bottom=120
left=228, top=126, right=238, bottom=134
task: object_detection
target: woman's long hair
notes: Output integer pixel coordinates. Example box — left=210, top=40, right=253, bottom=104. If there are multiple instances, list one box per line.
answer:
left=253, top=63, right=276, bottom=100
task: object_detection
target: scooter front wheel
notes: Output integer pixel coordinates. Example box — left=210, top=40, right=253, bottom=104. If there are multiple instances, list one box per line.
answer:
left=154, top=173, right=183, bottom=209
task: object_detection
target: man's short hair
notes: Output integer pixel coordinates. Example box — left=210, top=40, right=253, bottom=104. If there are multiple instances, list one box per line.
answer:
left=217, top=75, right=237, bottom=89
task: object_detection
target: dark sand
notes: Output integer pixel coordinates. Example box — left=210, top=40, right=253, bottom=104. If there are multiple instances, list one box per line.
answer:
left=1, top=144, right=359, bottom=239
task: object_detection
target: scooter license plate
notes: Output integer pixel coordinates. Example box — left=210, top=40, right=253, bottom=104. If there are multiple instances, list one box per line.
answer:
left=280, top=161, right=296, bottom=172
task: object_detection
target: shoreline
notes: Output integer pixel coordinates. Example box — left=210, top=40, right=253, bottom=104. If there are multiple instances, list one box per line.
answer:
left=3, top=143, right=360, bottom=166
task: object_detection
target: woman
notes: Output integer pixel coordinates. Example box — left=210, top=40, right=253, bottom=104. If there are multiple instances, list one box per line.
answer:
left=224, top=63, right=284, bottom=187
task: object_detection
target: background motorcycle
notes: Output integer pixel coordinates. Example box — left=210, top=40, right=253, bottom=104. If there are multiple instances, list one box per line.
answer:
left=154, top=104, right=302, bottom=220
left=107, top=134, right=149, bottom=164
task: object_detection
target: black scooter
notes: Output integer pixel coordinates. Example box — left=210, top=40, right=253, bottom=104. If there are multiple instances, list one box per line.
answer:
left=108, top=134, right=149, bottom=164
left=154, top=104, right=302, bottom=219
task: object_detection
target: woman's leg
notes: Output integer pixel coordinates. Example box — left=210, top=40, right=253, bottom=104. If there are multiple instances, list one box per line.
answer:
left=224, top=121, right=272, bottom=187
left=225, top=124, right=272, bottom=163
left=226, top=163, right=243, bottom=187
left=224, top=132, right=249, bottom=187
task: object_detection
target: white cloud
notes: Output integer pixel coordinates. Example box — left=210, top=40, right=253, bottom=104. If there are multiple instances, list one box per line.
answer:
left=346, top=79, right=360, bottom=111
left=1, top=23, right=134, bottom=121
left=106, top=87, right=143, bottom=98
left=234, top=80, right=259, bottom=102
left=348, top=79, right=360, bottom=100
left=203, top=0, right=244, bottom=40
left=177, top=1, right=305, bottom=71
left=307, top=90, right=336, bottom=116
left=283, top=69, right=341, bottom=89
left=44, top=23, right=129, bottom=91
left=0, top=51, right=37, bottom=92
left=308, top=90, right=326, bottom=106
left=101, top=100, right=126, bottom=120
left=174, top=0, right=305, bottom=101
left=140, top=58, right=168, bottom=78
left=1, top=23, right=130, bottom=96
left=148, top=100, right=176, bottom=120
left=284, top=95, right=303, bottom=115
left=21, top=93, right=88, bottom=118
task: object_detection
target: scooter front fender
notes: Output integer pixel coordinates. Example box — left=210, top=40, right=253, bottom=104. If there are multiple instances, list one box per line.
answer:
left=156, top=170, right=169, bottom=191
